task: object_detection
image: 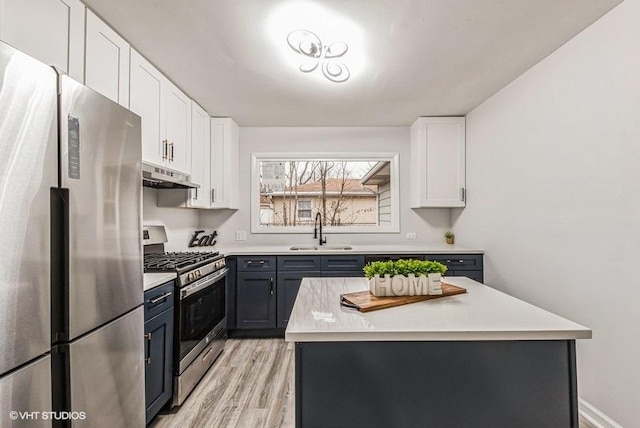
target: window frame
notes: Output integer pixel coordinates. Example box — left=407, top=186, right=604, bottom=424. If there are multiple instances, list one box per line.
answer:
left=251, top=152, right=400, bottom=234
left=296, top=200, right=312, bottom=219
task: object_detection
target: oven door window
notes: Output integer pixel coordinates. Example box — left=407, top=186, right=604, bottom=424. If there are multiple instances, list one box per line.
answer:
left=179, top=276, right=225, bottom=360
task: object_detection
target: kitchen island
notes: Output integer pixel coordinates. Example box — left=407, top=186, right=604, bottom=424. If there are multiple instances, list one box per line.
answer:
left=285, top=276, right=591, bottom=428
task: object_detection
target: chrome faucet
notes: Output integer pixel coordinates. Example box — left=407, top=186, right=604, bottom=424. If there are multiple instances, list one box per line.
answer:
left=313, top=212, right=327, bottom=246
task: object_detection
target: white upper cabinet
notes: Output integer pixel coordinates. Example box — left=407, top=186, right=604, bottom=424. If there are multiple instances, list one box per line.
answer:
left=130, top=49, right=164, bottom=166
left=130, top=49, right=192, bottom=175
left=157, top=101, right=210, bottom=209
left=410, top=117, right=466, bottom=208
left=164, top=81, right=191, bottom=174
left=85, top=10, right=129, bottom=107
left=188, top=101, right=211, bottom=208
left=0, top=0, right=84, bottom=81
left=210, top=118, right=239, bottom=209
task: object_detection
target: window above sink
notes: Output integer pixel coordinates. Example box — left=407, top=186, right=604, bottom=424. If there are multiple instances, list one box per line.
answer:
left=251, top=152, right=400, bottom=234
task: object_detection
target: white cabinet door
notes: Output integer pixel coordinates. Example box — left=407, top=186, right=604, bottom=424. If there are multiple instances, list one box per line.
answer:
left=130, top=49, right=193, bottom=175
left=85, top=10, right=129, bottom=107
left=189, top=101, right=211, bottom=208
left=0, top=0, right=84, bottom=81
left=410, top=117, right=466, bottom=208
left=210, top=117, right=239, bottom=209
left=130, top=49, right=165, bottom=167
left=164, top=81, right=191, bottom=174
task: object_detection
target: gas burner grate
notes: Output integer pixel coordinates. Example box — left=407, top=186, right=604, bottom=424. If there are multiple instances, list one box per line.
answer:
left=143, top=251, right=220, bottom=272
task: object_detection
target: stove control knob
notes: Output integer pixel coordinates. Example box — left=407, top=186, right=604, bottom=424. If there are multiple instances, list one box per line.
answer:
left=187, top=273, right=194, bottom=282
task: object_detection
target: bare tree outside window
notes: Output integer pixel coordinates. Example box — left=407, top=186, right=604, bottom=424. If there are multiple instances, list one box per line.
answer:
left=259, top=160, right=387, bottom=227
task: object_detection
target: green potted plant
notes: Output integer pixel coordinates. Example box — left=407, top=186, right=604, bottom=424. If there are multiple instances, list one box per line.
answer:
left=363, top=259, right=447, bottom=296
left=444, top=230, right=455, bottom=245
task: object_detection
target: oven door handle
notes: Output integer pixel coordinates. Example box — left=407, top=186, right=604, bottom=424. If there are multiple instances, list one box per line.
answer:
left=180, top=268, right=228, bottom=300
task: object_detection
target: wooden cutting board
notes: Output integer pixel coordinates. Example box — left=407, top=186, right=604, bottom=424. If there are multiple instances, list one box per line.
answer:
left=340, top=282, right=467, bottom=312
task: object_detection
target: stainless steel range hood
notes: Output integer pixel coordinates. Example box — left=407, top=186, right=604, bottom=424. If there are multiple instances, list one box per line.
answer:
left=142, top=163, right=200, bottom=189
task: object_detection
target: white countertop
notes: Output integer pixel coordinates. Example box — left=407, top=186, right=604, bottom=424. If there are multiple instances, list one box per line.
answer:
left=285, top=276, right=591, bottom=342
left=220, top=243, right=483, bottom=255
left=144, top=272, right=177, bottom=292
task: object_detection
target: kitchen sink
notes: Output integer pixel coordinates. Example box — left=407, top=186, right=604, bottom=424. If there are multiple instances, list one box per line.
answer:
left=290, top=245, right=353, bottom=251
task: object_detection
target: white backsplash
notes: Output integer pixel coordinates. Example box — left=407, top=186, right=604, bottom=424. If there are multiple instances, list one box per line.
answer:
left=199, top=126, right=453, bottom=247
left=143, top=187, right=200, bottom=251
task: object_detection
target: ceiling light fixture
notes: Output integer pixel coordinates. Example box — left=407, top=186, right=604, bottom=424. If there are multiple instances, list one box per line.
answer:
left=287, top=29, right=350, bottom=83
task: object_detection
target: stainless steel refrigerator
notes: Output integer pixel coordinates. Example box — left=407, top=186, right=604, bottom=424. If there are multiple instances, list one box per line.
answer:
left=0, top=41, right=145, bottom=427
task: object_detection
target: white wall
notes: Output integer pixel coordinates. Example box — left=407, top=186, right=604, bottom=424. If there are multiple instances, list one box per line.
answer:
left=143, top=187, right=200, bottom=251
left=452, top=0, right=640, bottom=425
left=200, top=127, right=451, bottom=246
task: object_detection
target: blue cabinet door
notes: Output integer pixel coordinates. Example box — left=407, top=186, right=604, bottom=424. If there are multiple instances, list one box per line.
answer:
left=236, top=272, right=277, bottom=329
left=144, top=307, right=173, bottom=424
left=277, top=271, right=321, bottom=328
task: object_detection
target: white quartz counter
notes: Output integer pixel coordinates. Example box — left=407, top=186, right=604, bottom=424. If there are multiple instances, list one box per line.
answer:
left=143, top=272, right=177, bottom=292
left=221, top=243, right=483, bottom=255
left=285, top=276, right=591, bottom=342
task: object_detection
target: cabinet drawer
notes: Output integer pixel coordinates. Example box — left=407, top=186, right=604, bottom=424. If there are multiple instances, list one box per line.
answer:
left=237, top=256, right=277, bottom=272
left=278, top=256, right=321, bottom=271
left=427, top=254, right=483, bottom=271
left=321, top=255, right=365, bottom=271
left=144, top=281, right=175, bottom=321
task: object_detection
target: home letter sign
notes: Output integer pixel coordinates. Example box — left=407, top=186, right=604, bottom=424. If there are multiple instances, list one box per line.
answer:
left=370, top=274, right=442, bottom=297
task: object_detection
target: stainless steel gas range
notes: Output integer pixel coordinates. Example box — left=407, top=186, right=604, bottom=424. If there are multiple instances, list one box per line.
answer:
left=143, top=226, right=227, bottom=406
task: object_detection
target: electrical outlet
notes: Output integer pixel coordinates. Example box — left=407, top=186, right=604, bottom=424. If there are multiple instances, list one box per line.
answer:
left=235, top=231, right=247, bottom=241
left=406, top=232, right=417, bottom=240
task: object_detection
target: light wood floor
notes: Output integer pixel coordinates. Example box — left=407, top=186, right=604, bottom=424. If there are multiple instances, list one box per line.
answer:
left=151, top=338, right=294, bottom=428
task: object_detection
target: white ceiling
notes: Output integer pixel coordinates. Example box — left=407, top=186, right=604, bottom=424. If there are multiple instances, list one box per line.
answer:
left=84, top=0, right=623, bottom=126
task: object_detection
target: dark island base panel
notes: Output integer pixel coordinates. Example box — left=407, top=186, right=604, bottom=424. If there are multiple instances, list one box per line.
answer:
left=295, top=340, right=578, bottom=428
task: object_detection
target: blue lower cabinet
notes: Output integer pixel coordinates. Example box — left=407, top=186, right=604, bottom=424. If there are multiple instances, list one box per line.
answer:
left=427, top=255, right=484, bottom=283
left=236, top=272, right=277, bottom=329
left=228, top=254, right=483, bottom=335
left=144, top=283, right=174, bottom=424
left=277, top=271, right=321, bottom=328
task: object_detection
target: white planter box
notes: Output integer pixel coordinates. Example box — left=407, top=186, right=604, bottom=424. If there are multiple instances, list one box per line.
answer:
left=369, top=273, right=443, bottom=297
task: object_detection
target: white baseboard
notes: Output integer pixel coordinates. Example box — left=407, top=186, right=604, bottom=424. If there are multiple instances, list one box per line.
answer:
left=579, top=398, right=623, bottom=428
